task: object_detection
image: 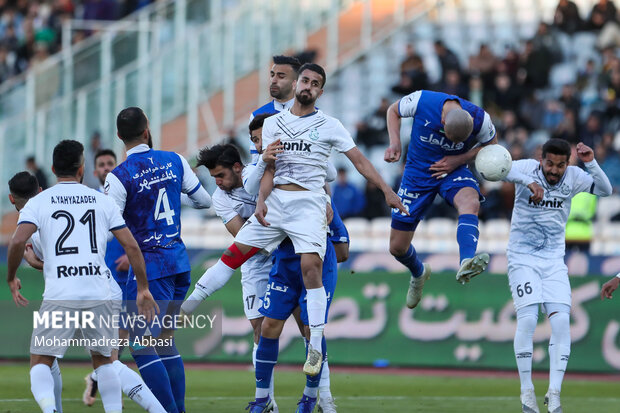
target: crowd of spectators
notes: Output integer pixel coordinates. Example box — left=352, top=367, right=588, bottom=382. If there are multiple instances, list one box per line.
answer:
left=334, top=0, right=620, bottom=221
left=0, top=0, right=151, bottom=85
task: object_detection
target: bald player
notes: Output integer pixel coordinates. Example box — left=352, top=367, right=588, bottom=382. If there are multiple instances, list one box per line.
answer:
left=384, top=90, right=499, bottom=308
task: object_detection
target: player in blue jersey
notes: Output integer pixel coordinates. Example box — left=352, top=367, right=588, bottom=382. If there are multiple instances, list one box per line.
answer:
left=385, top=90, right=498, bottom=308
left=247, top=205, right=349, bottom=413
left=105, top=107, right=212, bottom=413
left=248, top=55, right=300, bottom=163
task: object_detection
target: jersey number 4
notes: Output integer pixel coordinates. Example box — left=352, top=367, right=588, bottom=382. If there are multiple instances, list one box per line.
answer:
left=52, top=209, right=98, bottom=256
left=154, top=188, right=175, bottom=226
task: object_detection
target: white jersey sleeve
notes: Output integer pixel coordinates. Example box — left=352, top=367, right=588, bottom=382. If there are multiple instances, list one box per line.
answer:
left=475, top=112, right=496, bottom=144
left=30, top=231, right=43, bottom=260
left=212, top=188, right=239, bottom=224
left=177, top=153, right=202, bottom=194
left=329, top=120, right=356, bottom=153
left=17, top=198, right=40, bottom=228
left=398, top=91, right=423, bottom=118
left=104, top=171, right=127, bottom=212
left=102, top=195, right=128, bottom=231
left=568, top=166, right=594, bottom=196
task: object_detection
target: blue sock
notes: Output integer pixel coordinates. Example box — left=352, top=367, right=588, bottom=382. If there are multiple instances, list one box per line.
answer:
left=157, top=340, right=185, bottom=413
left=394, top=245, right=424, bottom=278
left=304, top=337, right=326, bottom=398
left=457, top=214, right=479, bottom=263
left=255, top=336, right=278, bottom=399
left=132, top=348, right=178, bottom=413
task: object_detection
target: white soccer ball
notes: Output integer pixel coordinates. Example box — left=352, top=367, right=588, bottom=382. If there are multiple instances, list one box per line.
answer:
left=475, top=145, right=512, bottom=181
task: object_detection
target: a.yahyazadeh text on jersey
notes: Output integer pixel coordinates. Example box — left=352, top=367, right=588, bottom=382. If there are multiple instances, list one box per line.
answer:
left=261, top=109, right=356, bottom=192
left=17, top=182, right=125, bottom=306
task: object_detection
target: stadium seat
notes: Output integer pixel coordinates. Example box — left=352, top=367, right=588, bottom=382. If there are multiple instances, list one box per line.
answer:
left=482, top=218, right=511, bottom=240
left=597, top=195, right=620, bottom=222
left=426, top=218, right=456, bottom=240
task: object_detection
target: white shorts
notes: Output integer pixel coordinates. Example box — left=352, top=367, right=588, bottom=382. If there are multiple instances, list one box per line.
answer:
left=240, top=253, right=272, bottom=320
left=507, top=253, right=571, bottom=311
left=30, top=301, right=119, bottom=358
left=235, top=188, right=328, bottom=260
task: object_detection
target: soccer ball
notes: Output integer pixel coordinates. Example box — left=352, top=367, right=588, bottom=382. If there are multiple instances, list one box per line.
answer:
left=475, top=145, right=512, bottom=181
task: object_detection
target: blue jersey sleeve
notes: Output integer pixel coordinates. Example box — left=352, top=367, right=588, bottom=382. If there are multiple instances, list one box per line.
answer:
left=329, top=201, right=349, bottom=244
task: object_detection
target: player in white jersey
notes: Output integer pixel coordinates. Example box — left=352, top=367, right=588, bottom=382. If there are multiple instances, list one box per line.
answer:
left=503, top=139, right=612, bottom=413
left=183, top=63, right=407, bottom=377
left=8, top=171, right=166, bottom=413
left=7, top=140, right=158, bottom=413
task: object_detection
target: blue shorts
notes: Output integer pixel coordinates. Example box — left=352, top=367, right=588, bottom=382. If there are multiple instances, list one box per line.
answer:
left=260, top=241, right=338, bottom=325
left=391, top=166, right=481, bottom=232
left=125, top=271, right=191, bottom=338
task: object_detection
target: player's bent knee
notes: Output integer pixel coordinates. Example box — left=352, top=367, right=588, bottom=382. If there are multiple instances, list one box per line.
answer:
left=221, top=243, right=260, bottom=269
left=261, top=317, right=285, bottom=339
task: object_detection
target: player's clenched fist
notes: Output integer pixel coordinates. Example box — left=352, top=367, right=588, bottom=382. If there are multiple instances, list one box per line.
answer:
left=576, top=142, right=594, bottom=163
left=600, top=276, right=620, bottom=300
left=255, top=199, right=270, bottom=226
left=384, top=143, right=401, bottom=163
left=527, top=181, right=544, bottom=203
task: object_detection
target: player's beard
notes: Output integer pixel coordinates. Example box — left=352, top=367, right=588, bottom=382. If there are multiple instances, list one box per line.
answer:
left=544, top=171, right=561, bottom=185
left=296, top=90, right=314, bottom=106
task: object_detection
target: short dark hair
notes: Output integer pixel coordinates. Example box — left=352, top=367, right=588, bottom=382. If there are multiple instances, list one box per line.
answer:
left=117, top=107, right=147, bottom=142
left=8, top=171, right=39, bottom=199
left=94, top=149, right=117, bottom=163
left=542, top=138, right=571, bottom=161
left=272, top=55, right=301, bottom=72
left=53, top=140, right=84, bottom=177
left=298, top=63, right=326, bottom=88
left=249, top=113, right=276, bottom=133
left=196, top=144, right=242, bottom=170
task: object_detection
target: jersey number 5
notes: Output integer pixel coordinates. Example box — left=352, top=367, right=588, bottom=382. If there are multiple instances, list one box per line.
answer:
left=155, top=188, right=175, bottom=226
left=52, top=209, right=98, bottom=256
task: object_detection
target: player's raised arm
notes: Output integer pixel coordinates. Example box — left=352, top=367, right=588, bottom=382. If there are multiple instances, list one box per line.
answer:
left=344, top=146, right=408, bottom=215
left=576, top=142, right=612, bottom=197
left=504, top=159, right=544, bottom=203
left=112, top=226, right=159, bottom=322
left=7, top=222, right=37, bottom=307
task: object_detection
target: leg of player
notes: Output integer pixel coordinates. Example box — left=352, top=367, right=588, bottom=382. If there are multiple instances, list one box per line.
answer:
left=300, top=252, right=326, bottom=376
left=452, top=187, right=489, bottom=284
left=156, top=328, right=186, bottom=413
left=389, top=228, right=431, bottom=309
left=181, top=243, right=260, bottom=314
left=111, top=358, right=166, bottom=413
left=544, top=303, right=571, bottom=413
left=130, top=341, right=178, bottom=412
left=246, top=317, right=285, bottom=413
left=91, top=353, right=123, bottom=413
left=249, top=317, right=278, bottom=412
left=514, top=304, right=540, bottom=413
left=30, top=354, right=57, bottom=413
left=317, top=347, right=336, bottom=413
left=50, top=359, right=63, bottom=413
left=296, top=327, right=327, bottom=413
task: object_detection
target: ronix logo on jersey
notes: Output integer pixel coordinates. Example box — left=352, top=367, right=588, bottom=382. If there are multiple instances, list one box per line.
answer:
left=57, top=263, right=103, bottom=278
left=528, top=197, right=564, bottom=209
left=282, top=140, right=312, bottom=152
left=420, top=133, right=464, bottom=151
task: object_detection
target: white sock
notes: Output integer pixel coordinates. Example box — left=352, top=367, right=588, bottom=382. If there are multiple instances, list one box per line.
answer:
left=514, top=306, right=538, bottom=392
left=95, top=363, right=122, bottom=413
left=303, top=385, right=318, bottom=398
left=548, top=312, right=571, bottom=392
left=112, top=360, right=166, bottom=413
left=269, top=371, right=275, bottom=402
left=252, top=342, right=258, bottom=369
left=306, top=287, right=327, bottom=352
left=319, top=360, right=331, bottom=399
left=50, top=359, right=63, bottom=413
left=181, top=259, right=235, bottom=314
left=30, top=364, right=56, bottom=413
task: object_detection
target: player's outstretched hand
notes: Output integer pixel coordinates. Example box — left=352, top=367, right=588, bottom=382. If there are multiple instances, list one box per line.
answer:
left=429, top=156, right=461, bottom=179
left=255, top=199, right=270, bottom=226
left=527, top=182, right=544, bottom=203
left=576, top=142, right=594, bottom=163
left=384, top=143, right=401, bottom=163
left=262, top=139, right=283, bottom=164
left=136, top=289, right=159, bottom=323
left=600, top=276, right=620, bottom=300
left=115, top=254, right=130, bottom=272
left=385, top=190, right=409, bottom=215
left=326, top=202, right=334, bottom=225
left=8, top=278, right=28, bottom=307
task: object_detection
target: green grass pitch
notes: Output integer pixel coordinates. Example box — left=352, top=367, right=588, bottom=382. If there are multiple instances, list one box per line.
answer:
left=0, top=362, right=619, bottom=412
